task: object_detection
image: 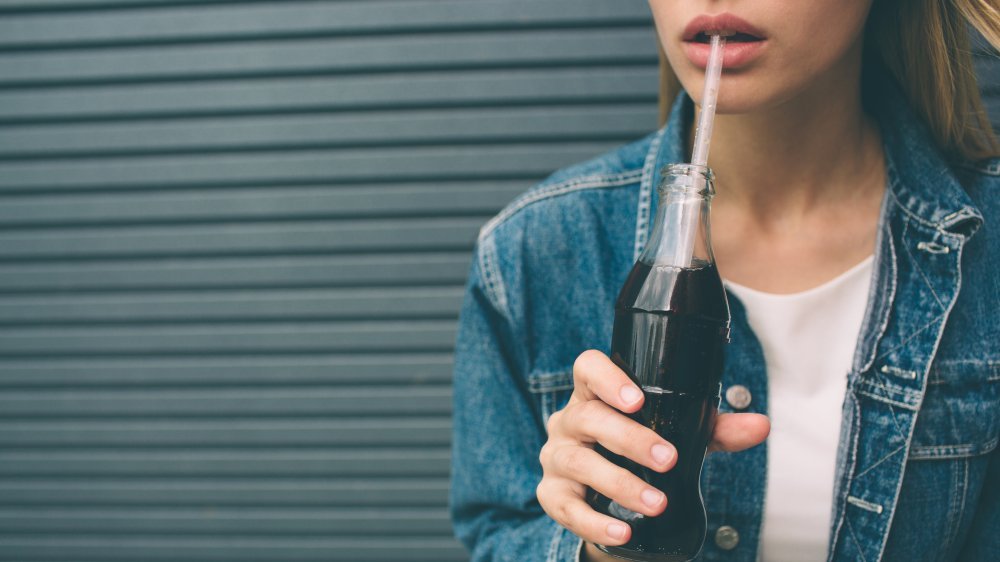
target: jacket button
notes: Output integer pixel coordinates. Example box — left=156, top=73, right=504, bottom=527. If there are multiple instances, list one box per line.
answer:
left=725, top=385, right=752, bottom=410
left=715, top=525, right=739, bottom=550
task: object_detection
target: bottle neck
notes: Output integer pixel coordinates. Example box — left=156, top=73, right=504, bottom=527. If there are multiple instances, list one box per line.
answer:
left=639, top=164, right=717, bottom=269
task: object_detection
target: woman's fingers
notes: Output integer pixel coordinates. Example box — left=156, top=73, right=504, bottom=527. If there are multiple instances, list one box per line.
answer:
left=537, top=478, right=632, bottom=546
left=709, top=413, right=771, bottom=453
left=548, top=444, right=666, bottom=517
left=572, top=349, right=644, bottom=413
left=556, top=398, right=676, bottom=472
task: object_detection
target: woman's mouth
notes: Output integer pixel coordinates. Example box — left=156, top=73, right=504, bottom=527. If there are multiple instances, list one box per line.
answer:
left=682, top=13, right=768, bottom=69
left=690, top=31, right=763, bottom=44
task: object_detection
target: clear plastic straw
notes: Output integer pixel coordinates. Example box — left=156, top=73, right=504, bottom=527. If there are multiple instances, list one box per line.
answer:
left=690, top=34, right=726, bottom=167
left=671, top=33, right=725, bottom=267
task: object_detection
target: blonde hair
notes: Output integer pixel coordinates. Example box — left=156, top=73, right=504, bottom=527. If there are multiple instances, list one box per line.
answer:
left=655, top=0, right=1000, bottom=162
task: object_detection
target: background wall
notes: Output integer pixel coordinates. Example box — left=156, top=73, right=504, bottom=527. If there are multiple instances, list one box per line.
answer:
left=0, top=2, right=995, bottom=561
left=0, top=1, right=661, bottom=560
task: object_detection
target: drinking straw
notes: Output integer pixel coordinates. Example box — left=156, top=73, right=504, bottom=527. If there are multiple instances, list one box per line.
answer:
left=669, top=33, right=725, bottom=267
left=691, top=33, right=726, bottom=167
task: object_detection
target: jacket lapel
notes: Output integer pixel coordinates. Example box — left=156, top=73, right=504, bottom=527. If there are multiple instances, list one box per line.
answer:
left=827, top=90, right=984, bottom=562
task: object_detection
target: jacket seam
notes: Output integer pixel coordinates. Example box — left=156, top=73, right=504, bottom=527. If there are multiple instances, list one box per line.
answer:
left=909, top=436, right=1000, bottom=460
left=476, top=234, right=511, bottom=324
left=886, top=176, right=942, bottom=230
left=477, top=169, right=644, bottom=243
left=528, top=370, right=575, bottom=393
left=886, top=174, right=983, bottom=233
left=872, top=218, right=969, bottom=562
left=956, top=158, right=1000, bottom=176
left=634, top=126, right=665, bottom=261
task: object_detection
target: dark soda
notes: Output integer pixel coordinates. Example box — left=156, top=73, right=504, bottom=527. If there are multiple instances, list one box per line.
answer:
left=585, top=259, right=729, bottom=561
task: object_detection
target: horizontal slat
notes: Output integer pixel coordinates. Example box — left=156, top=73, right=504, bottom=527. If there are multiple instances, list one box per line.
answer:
left=0, top=217, right=484, bottom=259
left=0, top=252, right=472, bottom=292
left=0, top=386, right=451, bottom=417
left=0, top=448, right=451, bottom=476
left=0, top=320, right=457, bottom=355
left=0, top=536, right=467, bottom=562
left=0, top=417, right=451, bottom=448
left=0, top=181, right=523, bottom=227
left=0, top=507, right=453, bottom=536
left=0, top=287, right=464, bottom=323
left=0, top=181, right=524, bottom=226
left=0, top=141, right=623, bottom=193
left=0, top=418, right=451, bottom=447
left=0, top=477, right=449, bottom=506
left=0, top=0, right=202, bottom=9
left=0, top=353, right=454, bottom=387
left=0, top=27, right=655, bottom=86
left=0, top=67, right=658, bottom=123
left=0, top=105, right=653, bottom=159
left=0, top=0, right=649, bottom=48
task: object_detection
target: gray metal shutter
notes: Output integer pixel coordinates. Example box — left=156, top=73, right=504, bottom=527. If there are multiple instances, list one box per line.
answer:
left=0, top=1, right=661, bottom=560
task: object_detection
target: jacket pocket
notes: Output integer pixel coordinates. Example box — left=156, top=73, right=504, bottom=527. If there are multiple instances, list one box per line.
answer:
left=527, top=369, right=575, bottom=427
left=909, top=360, right=999, bottom=460
left=884, top=361, right=998, bottom=560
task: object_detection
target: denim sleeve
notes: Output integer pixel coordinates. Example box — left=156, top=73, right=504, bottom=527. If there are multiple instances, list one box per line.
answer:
left=957, top=447, right=999, bottom=561
left=449, top=247, right=584, bottom=562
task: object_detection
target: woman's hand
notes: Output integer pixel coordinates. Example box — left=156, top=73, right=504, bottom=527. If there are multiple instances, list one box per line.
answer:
left=536, top=349, right=770, bottom=558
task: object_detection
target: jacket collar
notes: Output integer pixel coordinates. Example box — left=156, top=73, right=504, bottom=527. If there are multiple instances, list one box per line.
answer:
left=637, top=82, right=984, bottom=256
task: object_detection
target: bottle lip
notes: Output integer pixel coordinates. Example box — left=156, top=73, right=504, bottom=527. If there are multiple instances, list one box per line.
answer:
left=658, top=163, right=715, bottom=196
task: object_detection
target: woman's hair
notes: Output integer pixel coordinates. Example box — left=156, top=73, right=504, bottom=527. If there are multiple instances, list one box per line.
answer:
left=655, top=0, right=1000, bottom=162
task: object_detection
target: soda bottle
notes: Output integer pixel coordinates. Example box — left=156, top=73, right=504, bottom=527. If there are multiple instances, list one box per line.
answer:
left=585, top=163, right=730, bottom=561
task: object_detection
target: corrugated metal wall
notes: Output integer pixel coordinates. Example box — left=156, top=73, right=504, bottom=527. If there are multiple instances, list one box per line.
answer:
left=0, top=1, right=661, bottom=560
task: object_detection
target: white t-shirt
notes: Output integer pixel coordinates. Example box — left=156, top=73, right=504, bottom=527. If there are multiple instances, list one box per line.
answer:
left=723, top=255, right=874, bottom=562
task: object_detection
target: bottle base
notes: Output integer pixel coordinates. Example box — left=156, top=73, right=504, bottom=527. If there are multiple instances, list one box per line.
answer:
left=595, top=544, right=697, bottom=562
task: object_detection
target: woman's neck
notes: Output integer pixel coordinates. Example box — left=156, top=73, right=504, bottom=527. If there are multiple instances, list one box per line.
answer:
left=693, top=57, right=888, bottom=292
left=689, top=59, right=884, bottom=227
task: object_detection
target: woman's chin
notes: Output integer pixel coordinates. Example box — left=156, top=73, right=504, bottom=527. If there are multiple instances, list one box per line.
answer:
left=682, top=84, right=773, bottom=115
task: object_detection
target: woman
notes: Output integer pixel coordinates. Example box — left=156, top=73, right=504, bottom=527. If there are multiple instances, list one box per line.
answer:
left=451, top=1, right=999, bottom=560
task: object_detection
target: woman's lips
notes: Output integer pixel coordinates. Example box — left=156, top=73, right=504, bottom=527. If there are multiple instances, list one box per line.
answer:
left=682, top=13, right=766, bottom=42
left=681, top=12, right=767, bottom=69
left=682, top=39, right=766, bottom=69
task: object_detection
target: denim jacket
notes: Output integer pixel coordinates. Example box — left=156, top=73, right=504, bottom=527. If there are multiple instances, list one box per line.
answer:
left=450, top=85, right=999, bottom=561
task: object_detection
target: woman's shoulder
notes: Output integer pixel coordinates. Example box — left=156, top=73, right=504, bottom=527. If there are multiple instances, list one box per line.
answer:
left=476, top=128, right=661, bottom=246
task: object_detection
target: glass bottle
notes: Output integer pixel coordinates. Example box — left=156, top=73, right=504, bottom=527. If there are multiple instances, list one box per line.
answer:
left=585, top=164, right=731, bottom=561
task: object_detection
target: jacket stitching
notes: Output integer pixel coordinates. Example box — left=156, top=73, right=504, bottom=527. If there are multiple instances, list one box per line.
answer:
left=928, top=360, right=1000, bottom=385
left=900, top=220, right=947, bottom=311
left=856, top=203, right=897, bottom=375
left=844, top=517, right=869, bottom=562
left=857, top=377, right=921, bottom=409
left=854, top=444, right=905, bottom=479
left=874, top=311, right=946, bottom=361
left=957, top=159, right=1000, bottom=176
left=883, top=400, right=909, bottom=442
left=910, top=436, right=1000, bottom=459
left=829, top=390, right=863, bottom=557
left=528, top=370, right=574, bottom=393
left=872, top=222, right=968, bottom=562
left=856, top=388, right=917, bottom=411
left=545, top=523, right=561, bottom=562
left=478, top=170, right=644, bottom=242
left=885, top=175, right=959, bottom=231
left=942, top=458, right=967, bottom=552
left=477, top=235, right=510, bottom=323
left=634, top=127, right=664, bottom=261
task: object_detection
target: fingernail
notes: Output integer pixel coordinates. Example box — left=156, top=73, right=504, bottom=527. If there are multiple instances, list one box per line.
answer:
left=619, top=385, right=642, bottom=405
left=641, top=488, right=664, bottom=508
left=607, top=521, right=628, bottom=540
left=651, top=443, right=674, bottom=465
